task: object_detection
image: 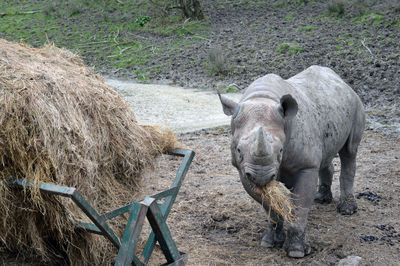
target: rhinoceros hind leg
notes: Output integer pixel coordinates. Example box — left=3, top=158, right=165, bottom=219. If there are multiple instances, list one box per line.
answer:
left=315, top=162, right=334, bottom=204
left=337, top=195, right=357, bottom=215
left=337, top=127, right=362, bottom=215
left=283, top=228, right=311, bottom=258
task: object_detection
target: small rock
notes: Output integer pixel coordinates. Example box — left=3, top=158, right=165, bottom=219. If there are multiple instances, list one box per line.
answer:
left=337, top=256, right=362, bottom=266
left=361, top=235, right=378, bottom=242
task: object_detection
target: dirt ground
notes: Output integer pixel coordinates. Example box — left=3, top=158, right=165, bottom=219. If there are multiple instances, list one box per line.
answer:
left=137, top=128, right=400, bottom=266
left=109, top=0, right=400, bottom=138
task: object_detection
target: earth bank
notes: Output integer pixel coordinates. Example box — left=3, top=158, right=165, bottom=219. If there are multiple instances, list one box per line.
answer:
left=106, top=0, right=400, bottom=137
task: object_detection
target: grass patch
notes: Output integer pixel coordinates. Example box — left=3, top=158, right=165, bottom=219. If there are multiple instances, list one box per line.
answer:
left=285, top=13, right=294, bottom=20
left=0, top=0, right=209, bottom=80
left=153, top=20, right=209, bottom=37
left=298, top=25, right=315, bottom=31
left=275, top=42, right=303, bottom=55
left=351, top=12, right=385, bottom=26
left=219, top=85, right=240, bottom=93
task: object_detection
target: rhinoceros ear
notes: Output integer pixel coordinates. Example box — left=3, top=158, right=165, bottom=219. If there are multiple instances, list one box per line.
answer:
left=280, top=94, right=298, bottom=120
left=217, top=90, right=239, bottom=116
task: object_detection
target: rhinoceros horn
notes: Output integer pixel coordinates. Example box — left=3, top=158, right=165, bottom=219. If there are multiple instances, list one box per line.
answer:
left=251, top=127, right=271, bottom=157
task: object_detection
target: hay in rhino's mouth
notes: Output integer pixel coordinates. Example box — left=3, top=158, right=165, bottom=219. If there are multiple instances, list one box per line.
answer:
left=253, top=181, right=296, bottom=223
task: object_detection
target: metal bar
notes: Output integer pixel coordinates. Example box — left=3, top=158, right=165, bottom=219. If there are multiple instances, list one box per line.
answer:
left=142, top=149, right=194, bottom=263
left=160, top=252, right=187, bottom=266
left=9, top=179, right=121, bottom=249
left=143, top=197, right=181, bottom=263
left=8, top=179, right=76, bottom=196
left=102, top=204, right=132, bottom=221
left=166, top=148, right=187, bottom=157
left=76, top=222, right=102, bottom=234
left=142, top=230, right=156, bottom=263
left=101, top=187, right=177, bottom=221
left=114, top=202, right=147, bottom=266
left=150, top=187, right=178, bottom=200
left=170, top=149, right=195, bottom=195
left=71, top=191, right=121, bottom=249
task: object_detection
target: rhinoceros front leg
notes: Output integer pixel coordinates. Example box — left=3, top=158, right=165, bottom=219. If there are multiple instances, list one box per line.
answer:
left=260, top=211, right=285, bottom=248
left=283, top=168, right=318, bottom=258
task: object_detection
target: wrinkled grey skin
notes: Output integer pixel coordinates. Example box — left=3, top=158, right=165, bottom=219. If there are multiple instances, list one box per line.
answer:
left=218, top=66, right=365, bottom=258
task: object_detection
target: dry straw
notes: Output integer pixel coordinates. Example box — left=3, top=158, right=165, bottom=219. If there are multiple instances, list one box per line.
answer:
left=260, top=180, right=296, bottom=222
left=0, top=39, right=178, bottom=264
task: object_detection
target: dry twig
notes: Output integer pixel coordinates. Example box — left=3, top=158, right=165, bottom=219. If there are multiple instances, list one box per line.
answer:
left=361, top=39, right=374, bottom=57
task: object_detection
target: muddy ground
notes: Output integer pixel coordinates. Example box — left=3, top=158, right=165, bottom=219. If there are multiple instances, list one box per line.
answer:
left=102, top=0, right=400, bottom=138
left=139, top=128, right=400, bottom=265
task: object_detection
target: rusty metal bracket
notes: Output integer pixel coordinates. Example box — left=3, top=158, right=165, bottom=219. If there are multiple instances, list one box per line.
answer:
left=8, top=148, right=195, bottom=266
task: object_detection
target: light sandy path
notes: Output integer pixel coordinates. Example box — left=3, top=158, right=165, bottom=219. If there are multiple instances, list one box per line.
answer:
left=106, top=79, right=242, bottom=133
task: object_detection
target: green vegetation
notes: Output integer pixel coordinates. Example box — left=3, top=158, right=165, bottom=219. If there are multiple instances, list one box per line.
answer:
left=226, top=86, right=239, bottom=93
left=351, top=12, right=385, bottom=26
left=135, top=16, right=151, bottom=27
left=299, top=25, right=315, bottom=31
left=275, top=42, right=303, bottom=55
left=327, top=0, right=345, bottom=16
left=0, top=0, right=209, bottom=81
left=219, top=85, right=240, bottom=93
left=148, top=17, right=209, bottom=37
left=334, top=35, right=363, bottom=55
left=285, top=13, right=294, bottom=20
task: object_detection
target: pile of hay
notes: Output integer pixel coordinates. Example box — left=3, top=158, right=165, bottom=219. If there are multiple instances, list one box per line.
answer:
left=259, top=180, right=296, bottom=222
left=0, top=39, right=177, bottom=264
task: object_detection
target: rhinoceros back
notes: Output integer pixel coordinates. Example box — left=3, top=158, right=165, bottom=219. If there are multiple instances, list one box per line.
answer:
left=285, top=65, right=365, bottom=168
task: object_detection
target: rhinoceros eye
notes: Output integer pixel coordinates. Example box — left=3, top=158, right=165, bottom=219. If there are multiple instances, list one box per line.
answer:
left=237, top=148, right=243, bottom=162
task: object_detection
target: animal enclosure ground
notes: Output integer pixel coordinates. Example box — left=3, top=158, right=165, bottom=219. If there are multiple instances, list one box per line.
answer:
left=0, top=0, right=399, bottom=264
left=141, top=128, right=400, bottom=265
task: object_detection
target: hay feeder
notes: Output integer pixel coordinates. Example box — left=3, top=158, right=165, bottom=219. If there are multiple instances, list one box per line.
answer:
left=9, top=148, right=194, bottom=266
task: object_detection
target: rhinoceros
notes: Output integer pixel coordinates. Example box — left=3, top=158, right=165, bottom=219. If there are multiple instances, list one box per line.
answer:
left=218, top=65, right=365, bottom=258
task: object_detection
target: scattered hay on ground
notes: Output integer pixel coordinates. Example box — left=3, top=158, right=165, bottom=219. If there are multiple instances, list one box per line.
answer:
left=0, top=39, right=178, bottom=264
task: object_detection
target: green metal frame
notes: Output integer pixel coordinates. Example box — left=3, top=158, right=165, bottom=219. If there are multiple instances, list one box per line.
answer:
left=8, top=148, right=195, bottom=266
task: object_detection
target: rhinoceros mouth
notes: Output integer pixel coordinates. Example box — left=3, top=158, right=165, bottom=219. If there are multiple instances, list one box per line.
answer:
left=243, top=163, right=277, bottom=187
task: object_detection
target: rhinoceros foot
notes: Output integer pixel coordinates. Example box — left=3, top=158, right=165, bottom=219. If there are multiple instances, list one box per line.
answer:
left=283, top=229, right=311, bottom=258
left=260, top=227, right=285, bottom=248
left=337, top=195, right=357, bottom=215
left=314, top=184, right=333, bottom=204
